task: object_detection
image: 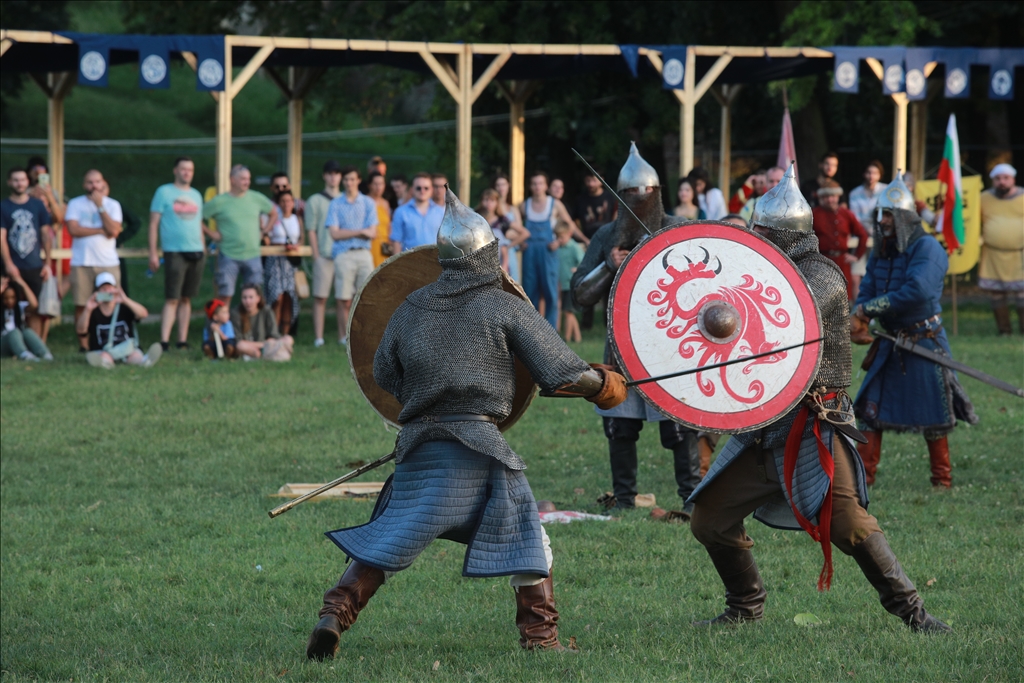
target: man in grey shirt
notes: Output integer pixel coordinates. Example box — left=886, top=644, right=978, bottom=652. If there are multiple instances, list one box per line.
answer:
left=306, top=160, right=343, bottom=348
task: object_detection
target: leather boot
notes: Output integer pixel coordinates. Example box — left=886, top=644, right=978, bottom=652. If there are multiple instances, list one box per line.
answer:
left=514, top=574, right=573, bottom=651
left=926, top=436, right=952, bottom=488
left=670, top=433, right=701, bottom=515
left=698, top=435, right=714, bottom=477
left=693, top=546, right=766, bottom=626
left=608, top=439, right=639, bottom=509
left=851, top=533, right=951, bottom=633
left=306, top=561, right=386, bottom=660
left=993, top=305, right=1012, bottom=336
left=858, top=431, right=883, bottom=485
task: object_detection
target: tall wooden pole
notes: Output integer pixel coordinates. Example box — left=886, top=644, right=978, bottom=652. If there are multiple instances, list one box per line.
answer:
left=47, top=81, right=65, bottom=201
left=892, top=92, right=908, bottom=176
left=510, top=93, right=526, bottom=206
left=216, top=39, right=233, bottom=193
left=457, top=44, right=473, bottom=202
left=287, top=69, right=303, bottom=198
left=680, top=46, right=696, bottom=177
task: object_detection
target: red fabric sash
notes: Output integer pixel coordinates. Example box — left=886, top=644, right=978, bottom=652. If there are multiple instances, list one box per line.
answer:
left=783, top=394, right=836, bottom=591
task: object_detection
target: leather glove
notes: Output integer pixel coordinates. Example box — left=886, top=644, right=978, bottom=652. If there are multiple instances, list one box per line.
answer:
left=850, top=313, right=874, bottom=345
left=587, top=366, right=628, bottom=410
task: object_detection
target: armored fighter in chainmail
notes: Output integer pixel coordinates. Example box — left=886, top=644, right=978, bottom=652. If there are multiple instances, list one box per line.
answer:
left=305, top=188, right=627, bottom=660
left=851, top=172, right=977, bottom=488
left=686, top=165, right=951, bottom=633
left=570, top=143, right=704, bottom=516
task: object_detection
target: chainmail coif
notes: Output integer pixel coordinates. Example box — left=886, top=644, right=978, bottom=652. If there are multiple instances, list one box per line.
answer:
left=373, top=241, right=591, bottom=470
left=734, top=228, right=853, bottom=448
left=874, top=208, right=925, bottom=255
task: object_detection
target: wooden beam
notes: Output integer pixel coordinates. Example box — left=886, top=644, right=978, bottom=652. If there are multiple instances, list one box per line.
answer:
left=892, top=92, right=908, bottom=177
left=457, top=44, right=472, bottom=202
left=865, top=57, right=884, bottom=81
left=287, top=68, right=303, bottom=199
left=716, top=84, right=742, bottom=193
left=681, top=47, right=696, bottom=177
left=228, top=44, right=275, bottom=99
left=694, top=54, right=733, bottom=103
left=0, top=30, right=74, bottom=44
left=29, top=72, right=53, bottom=97
left=216, top=42, right=233, bottom=193
left=264, top=66, right=292, bottom=98
left=293, top=67, right=325, bottom=99
left=1, top=38, right=12, bottom=58
left=419, top=50, right=460, bottom=101
left=507, top=80, right=535, bottom=206
left=470, top=51, right=512, bottom=104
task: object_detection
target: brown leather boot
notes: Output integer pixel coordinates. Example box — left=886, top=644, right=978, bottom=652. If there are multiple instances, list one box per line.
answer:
left=693, top=546, right=766, bottom=626
left=858, top=431, right=883, bottom=485
left=698, top=435, right=714, bottom=477
left=851, top=533, right=951, bottom=633
left=994, top=305, right=1012, bottom=336
left=514, top=574, right=573, bottom=651
left=306, top=561, right=386, bottom=660
left=926, top=436, right=952, bottom=488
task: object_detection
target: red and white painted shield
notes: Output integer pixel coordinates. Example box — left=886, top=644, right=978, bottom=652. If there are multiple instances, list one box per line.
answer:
left=609, top=222, right=822, bottom=433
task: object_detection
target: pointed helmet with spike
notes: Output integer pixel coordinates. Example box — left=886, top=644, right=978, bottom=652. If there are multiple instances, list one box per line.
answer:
left=436, top=185, right=497, bottom=260
left=617, top=141, right=661, bottom=192
left=751, top=162, right=812, bottom=233
left=875, top=170, right=916, bottom=221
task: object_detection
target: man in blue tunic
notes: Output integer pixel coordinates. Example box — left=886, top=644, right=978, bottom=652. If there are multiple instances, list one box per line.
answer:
left=687, top=166, right=950, bottom=633
left=305, top=188, right=627, bottom=660
left=570, top=143, right=703, bottom=516
left=851, top=172, right=977, bottom=488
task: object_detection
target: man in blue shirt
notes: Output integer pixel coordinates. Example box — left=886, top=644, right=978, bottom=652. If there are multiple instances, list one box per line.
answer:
left=148, top=157, right=205, bottom=351
left=326, top=166, right=378, bottom=345
left=389, top=173, right=444, bottom=253
left=1, top=167, right=52, bottom=337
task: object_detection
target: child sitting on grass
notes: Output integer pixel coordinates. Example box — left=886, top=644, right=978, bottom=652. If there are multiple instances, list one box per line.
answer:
left=1, top=275, right=52, bottom=361
left=555, top=223, right=584, bottom=343
left=202, top=299, right=239, bottom=359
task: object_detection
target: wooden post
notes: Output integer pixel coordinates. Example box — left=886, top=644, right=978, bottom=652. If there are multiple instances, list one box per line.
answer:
left=909, top=100, right=927, bottom=180
left=510, top=94, right=526, bottom=205
left=216, top=40, right=233, bottom=193
left=710, top=85, right=741, bottom=194
left=892, top=92, right=908, bottom=177
left=681, top=46, right=697, bottom=177
left=287, top=69, right=303, bottom=198
left=457, top=45, right=473, bottom=202
left=47, top=77, right=66, bottom=201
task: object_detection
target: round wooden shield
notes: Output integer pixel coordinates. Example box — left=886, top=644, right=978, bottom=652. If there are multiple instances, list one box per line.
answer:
left=609, top=221, right=822, bottom=433
left=347, top=245, right=537, bottom=433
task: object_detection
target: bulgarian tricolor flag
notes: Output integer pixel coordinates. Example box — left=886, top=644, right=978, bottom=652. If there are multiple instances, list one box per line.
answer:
left=935, top=114, right=964, bottom=253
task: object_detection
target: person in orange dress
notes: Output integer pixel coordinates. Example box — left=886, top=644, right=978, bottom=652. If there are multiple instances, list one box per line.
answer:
left=367, top=171, right=392, bottom=267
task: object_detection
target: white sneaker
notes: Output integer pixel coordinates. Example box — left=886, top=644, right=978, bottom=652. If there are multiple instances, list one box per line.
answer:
left=338, top=337, right=347, bottom=346
left=43, top=352, right=54, bottom=361
left=143, top=342, right=163, bottom=367
left=18, top=351, right=40, bottom=362
left=313, top=338, right=325, bottom=348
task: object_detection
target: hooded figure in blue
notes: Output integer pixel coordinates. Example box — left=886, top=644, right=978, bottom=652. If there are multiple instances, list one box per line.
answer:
left=851, top=172, right=977, bottom=489
left=304, top=187, right=627, bottom=661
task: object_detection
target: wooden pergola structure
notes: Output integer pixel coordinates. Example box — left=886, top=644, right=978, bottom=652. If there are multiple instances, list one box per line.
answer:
left=1, top=30, right=930, bottom=206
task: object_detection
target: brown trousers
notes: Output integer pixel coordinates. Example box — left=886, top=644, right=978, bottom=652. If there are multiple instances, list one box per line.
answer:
left=691, top=436, right=882, bottom=556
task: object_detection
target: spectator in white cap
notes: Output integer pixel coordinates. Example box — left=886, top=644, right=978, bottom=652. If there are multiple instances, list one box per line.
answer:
left=77, top=271, right=163, bottom=369
left=979, top=163, right=1023, bottom=335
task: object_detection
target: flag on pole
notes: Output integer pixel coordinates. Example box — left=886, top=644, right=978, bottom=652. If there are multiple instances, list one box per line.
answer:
left=778, top=107, right=798, bottom=181
left=935, top=114, right=964, bottom=253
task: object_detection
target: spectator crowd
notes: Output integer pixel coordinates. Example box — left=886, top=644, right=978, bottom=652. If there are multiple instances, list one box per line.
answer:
left=3, top=151, right=1020, bottom=368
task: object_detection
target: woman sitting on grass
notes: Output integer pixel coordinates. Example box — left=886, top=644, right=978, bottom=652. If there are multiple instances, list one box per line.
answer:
left=78, top=272, right=162, bottom=369
left=1, top=275, right=52, bottom=361
left=231, top=283, right=293, bottom=361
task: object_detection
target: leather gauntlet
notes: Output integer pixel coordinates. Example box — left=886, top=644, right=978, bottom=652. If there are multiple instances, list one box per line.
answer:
left=850, top=313, right=874, bottom=346
left=586, top=365, right=628, bottom=410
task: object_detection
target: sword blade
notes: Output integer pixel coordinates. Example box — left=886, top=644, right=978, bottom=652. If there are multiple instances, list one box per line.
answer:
left=268, top=451, right=396, bottom=518
left=571, top=148, right=653, bottom=235
left=875, top=331, right=1024, bottom=398
left=625, top=337, right=823, bottom=387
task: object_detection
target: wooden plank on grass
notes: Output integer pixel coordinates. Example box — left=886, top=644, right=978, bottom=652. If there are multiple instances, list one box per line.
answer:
left=272, top=482, right=385, bottom=499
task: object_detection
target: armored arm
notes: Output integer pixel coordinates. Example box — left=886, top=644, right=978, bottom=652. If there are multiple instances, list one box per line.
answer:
left=571, top=222, right=616, bottom=307
left=540, top=364, right=628, bottom=410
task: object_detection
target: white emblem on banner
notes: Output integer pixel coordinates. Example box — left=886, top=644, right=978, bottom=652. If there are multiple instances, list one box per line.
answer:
left=663, top=58, right=684, bottom=88
left=141, top=55, right=167, bottom=85
left=80, top=51, right=106, bottom=81
left=991, top=69, right=1012, bottom=97
left=946, top=68, right=967, bottom=95
left=884, top=64, right=904, bottom=92
left=905, top=69, right=925, bottom=97
left=835, top=61, right=857, bottom=89
left=198, top=58, right=224, bottom=88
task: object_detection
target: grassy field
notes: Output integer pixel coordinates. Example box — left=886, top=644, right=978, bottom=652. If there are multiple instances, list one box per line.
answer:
left=1, top=302, right=1022, bottom=682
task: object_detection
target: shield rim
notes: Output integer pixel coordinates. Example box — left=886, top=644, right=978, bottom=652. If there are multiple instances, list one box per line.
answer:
left=346, top=244, right=537, bottom=433
left=608, top=220, right=823, bottom=433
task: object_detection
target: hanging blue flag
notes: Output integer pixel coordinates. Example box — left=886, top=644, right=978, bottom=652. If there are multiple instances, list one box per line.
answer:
left=903, top=48, right=935, bottom=101
left=74, top=36, right=111, bottom=87
left=831, top=48, right=861, bottom=93
left=660, top=46, right=687, bottom=90
left=978, top=48, right=1023, bottom=101
left=875, top=47, right=907, bottom=95
left=178, top=35, right=226, bottom=92
left=619, top=45, right=640, bottom=78
left=138, top=41, right=171, bottom=90
left=937, top=48, right=976, bottom=99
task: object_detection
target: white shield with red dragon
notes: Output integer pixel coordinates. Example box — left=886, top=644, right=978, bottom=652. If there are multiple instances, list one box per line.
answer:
left=609, top=222, right=822, bottom=433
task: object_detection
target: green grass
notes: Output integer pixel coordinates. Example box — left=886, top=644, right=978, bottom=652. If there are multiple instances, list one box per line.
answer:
left=2, top=303, right=1022, bottom=682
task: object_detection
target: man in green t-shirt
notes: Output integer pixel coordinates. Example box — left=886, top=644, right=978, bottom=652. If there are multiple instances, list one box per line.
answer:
left=202, top=165, right=278, bottom=299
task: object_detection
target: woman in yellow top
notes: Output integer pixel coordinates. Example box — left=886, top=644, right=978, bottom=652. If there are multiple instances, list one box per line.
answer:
left=367, top=172, right=392, bottom=267
left=979, top=163, right=1024, bottom=335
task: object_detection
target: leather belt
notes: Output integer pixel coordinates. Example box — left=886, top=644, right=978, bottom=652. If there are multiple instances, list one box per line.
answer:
left=409, top=414, right=498, bottom=424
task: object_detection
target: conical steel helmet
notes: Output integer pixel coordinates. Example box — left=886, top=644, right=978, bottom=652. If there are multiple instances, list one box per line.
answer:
left=617, top=141, right=661, bottom=192
left=436, top=185, right=496, bottom=259
left=751, top=162, right=812, bottom=233
left=875, top=170, right=916, bottom=218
